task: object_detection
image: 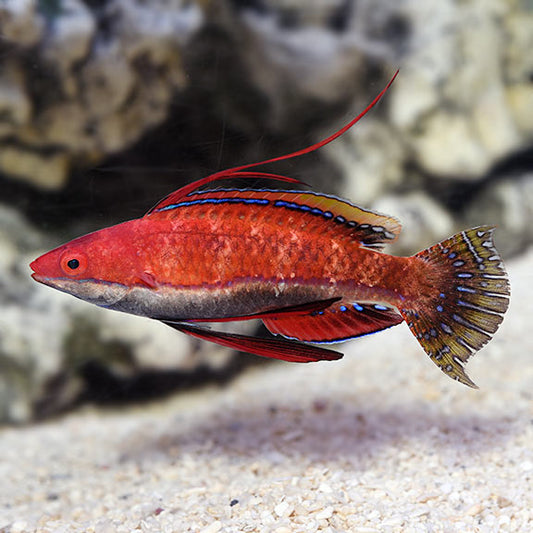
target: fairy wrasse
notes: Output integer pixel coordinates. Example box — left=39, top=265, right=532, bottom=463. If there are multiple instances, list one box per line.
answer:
left=30, top=72, right=510, bottom=388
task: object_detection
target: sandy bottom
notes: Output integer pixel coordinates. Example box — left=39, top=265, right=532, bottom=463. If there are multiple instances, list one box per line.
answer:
left=1, top=251, right=532, bottom=533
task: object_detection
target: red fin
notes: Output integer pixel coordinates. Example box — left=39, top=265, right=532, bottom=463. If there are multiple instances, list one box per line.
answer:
left=145, top=70, right=399, bottom=216
left=145, top=171, right=302, bottom=216
left=163, top=322, right=343, bottom=362
left=401, top=226, right=510, bottom=388
left=188, top=297, right=342, bottom=323
left=263, top=301, right=403, bottom=343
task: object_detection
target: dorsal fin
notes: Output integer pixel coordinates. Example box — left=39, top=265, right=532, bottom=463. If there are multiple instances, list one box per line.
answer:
left=145, top=70, right=399, bottom=216
left=265, top=190, right=401, bottom=246
left=145, top=172, right=303, bottom=216
left=151, top=188, right=401, bottom=248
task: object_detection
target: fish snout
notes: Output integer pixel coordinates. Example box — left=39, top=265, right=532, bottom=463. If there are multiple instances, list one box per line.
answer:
left=29, top=251, right=61, bottom=280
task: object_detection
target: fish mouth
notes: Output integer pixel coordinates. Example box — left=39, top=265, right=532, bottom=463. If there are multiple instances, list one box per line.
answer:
left=29, top=260, right=39, bottom=277
left=30, top=273, right=78, bottom=292
left=30, top=270, right=60, bottom=288
left=31, top=272, right=130, bottom=308
left=31, top=272, right=46, bottom=283
left=29, top=260, right=48, bottom=284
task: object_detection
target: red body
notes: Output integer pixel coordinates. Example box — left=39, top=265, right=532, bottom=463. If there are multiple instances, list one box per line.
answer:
left=30, top=190, right=424, bottom=320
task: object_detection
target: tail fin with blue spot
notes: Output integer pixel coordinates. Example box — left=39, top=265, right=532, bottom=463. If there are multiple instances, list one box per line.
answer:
left=400, top=226, right=510, bottom=388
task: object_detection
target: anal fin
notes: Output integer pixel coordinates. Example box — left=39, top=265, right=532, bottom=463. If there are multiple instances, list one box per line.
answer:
left=263, top=300, right=403, bottom=343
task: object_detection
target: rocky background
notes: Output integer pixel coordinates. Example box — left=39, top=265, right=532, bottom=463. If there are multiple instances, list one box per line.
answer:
left=0, top=0, right=532, bottom=423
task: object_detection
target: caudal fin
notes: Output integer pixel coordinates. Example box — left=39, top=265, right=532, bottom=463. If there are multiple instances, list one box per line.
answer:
left=400, top=226, right=510, bottom=388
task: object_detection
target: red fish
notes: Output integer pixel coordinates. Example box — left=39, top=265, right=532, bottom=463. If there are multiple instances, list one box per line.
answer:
left=30, top=72, right=509, bottom=388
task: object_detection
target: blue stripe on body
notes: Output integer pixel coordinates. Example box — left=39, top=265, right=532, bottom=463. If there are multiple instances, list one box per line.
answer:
left=157, top=197, right=270, bottom=212
left=157, top=195, right=349, bottom=227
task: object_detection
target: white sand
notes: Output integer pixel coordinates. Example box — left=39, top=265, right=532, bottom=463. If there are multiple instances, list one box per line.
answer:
left=0, top=251, right=532, bottom=533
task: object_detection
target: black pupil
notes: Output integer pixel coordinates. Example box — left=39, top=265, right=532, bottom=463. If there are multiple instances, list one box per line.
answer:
left=67, top=259, right=80, bottom=270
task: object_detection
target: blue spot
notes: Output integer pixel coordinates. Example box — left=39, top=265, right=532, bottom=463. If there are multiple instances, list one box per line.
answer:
left=335, top=216, right=346, bottom=224
left=457, top=273, right=473, bottom=278
left=339, top=305, right=347, bottom=312
left=317, top=311, right=324, bottom=315
left=436, top=305, right=444, bottom=312
left=374, top=304, right=388, bottom=311
left=449, top=252, right=457, bottom=259
left=299, top=205, right=311, bottom=212
left=441, top=323, right=453, bottom=334
left=353, top=303, right=364, bottom=312
left=457, top=286, right=476, bottom=293
left=323, top=211, right=333, bottom=219
left=311, top=208, right=323, bottom=216
left=439, top=293, right=446, bottom=299
left=347, top=221, right=358, bottom=227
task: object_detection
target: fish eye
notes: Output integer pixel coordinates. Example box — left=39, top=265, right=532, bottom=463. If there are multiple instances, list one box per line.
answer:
left=60, top=252, right=88, bottom=276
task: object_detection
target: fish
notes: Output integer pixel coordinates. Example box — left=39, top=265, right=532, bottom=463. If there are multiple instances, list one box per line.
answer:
left=30, top=71, right=510, bottom=388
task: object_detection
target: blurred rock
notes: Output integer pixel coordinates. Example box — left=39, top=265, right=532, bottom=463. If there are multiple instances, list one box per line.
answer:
left=464, top=173, right=533, bottom=257
left=0, top=207, right=248, bottom=424
left=506, top=83, right=533, bottom=139
left=410, top=111, right=491, bottom=179
left=0, top=0, right=203, bottom=188
left=0, top=0, right=44, bottom=46
left=0, top=61, right=32, bottom=137
left=42, top=0, right=96, bottom=97
left=211, top=0, right=405, bottom=132
left=1, top=0, right=531, bottom=194
left=387, top=0, right=528, bottom=181
left=0, top=146, right=69, bottom=189
left=503, top=9, right=533, bottom=82
left=372, top=191, right=454, bottom=255
left=324, top=119, right=405, bottom=206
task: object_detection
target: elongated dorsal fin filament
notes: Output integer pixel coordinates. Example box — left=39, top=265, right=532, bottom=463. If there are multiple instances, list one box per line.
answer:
left=216, top=69, right=399, bottom=177
left=145, top=70, right=399, bottom=216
